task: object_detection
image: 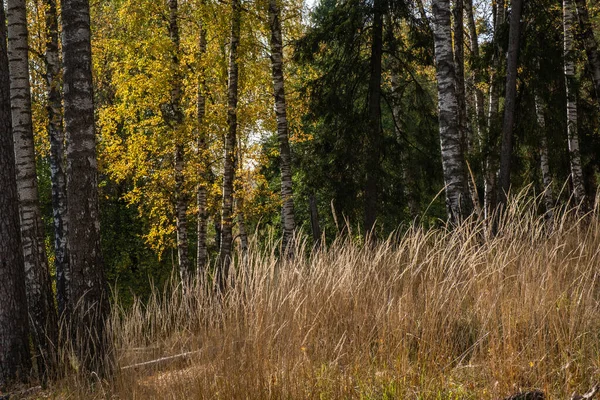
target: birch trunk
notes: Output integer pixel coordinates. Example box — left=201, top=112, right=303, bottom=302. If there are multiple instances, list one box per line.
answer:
left=432, top=0, right=473, bottom=223
left=268, top=0, right=295, bottom=254
left=563, top=0, right=587, bottom=207
left=534, top=92, right=554, bottom=219
left=7, top=0, right=57, bottom=379
left=0, top=5, right=31, bottom=386
left=44, top=0, right=69, bottom=321
left=452, top=0, right=467, bottom=146
left=498, top=0, right=523, bottom=207
left=575, top=0, right=600, bottom=102
left=464, top=0, right=485, bottom=143
left=61, top=0, right=110, bottom=374
left=364, top=0, right=384, bottom=233
left=485, top=0, right=505, bottom=218
left=218, top=0, right=241, bottom=289
left=167, top=0, right=190, bottom=283
left=196, top=22, right=209, bottom=273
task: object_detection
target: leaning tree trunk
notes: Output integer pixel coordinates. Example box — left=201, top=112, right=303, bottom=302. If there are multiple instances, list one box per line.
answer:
left=497, top=0, right=523, bottom=208
left=563, top=0, right=587, bottom=207
left=61, top=0, right=110, bottom=375
left=484, top=0, right=505, bottom=218
left=534, top=91, right=554, bottom=219
left=364, top=0, right=384, bottom=234
left=575, top=0, right=600, bottom=103
left=218, top=0, right=241, bottom=289
left=167, top=0, right=190, bottom=283
left=268, top=0, right=296, bottom=254
left=7, top=0, right=58, bottom=380
left=432, top=0, right=473, bottom=224
left=0, top=5, right=31, bottom=387
left=197, top=20, right=209, bottom=274
left=44, top=0, right=69, bottom=322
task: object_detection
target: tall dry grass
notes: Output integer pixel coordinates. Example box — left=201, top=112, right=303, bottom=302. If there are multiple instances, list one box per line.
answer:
left=61, top=195, right=600, bottom=399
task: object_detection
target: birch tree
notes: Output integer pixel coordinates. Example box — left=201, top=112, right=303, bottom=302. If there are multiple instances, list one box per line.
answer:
left=7, top=0, right=57, bottom=378
left=61, top=0, right=110, bottom=374
left=268, top=0, right=296, bottom=252
left=167, top=0, right=191, bottom=282
left=219, top=0, right=241, bottom=287
left=534, top=91, right=554, bottom=219
left=44, top=0, right=69, bottom=320
left=563, top=0, right=587, bottom=207
left=432, top=0, right=472, bottom=223
left=0, top=4, right=31, bottom=386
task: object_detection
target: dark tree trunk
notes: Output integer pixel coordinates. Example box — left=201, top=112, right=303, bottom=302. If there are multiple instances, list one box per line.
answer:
left=268, top=0, right=296, bottom=255
left=167, top=0, right=190, bottom=283
left=197, top=21, right=209, bottom=274
left=61, top=0, right=110, bottom=375
left=44, top=0, right=69, bottom=324
left=364, top=0, right=384, bottom=234
left=0, top=5, right=31, bottom=387
left=218, top=0, right=241, bottom=289
left=498, top=0, right=523, bottom=208
left=575, top=0, right=600, bottom=102
left=563, top=0, right=586, bottom=207
left=7, top=0, right=58, bottom=380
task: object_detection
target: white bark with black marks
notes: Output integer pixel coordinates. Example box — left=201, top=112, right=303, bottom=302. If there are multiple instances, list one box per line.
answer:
left=219, top=0, right=241, bottom=289
left=432, top=0, right=473, bottom=223
left=268, top=0, right=295, bottom=254
left=0, top=4, right=31, bottom=386
left=7, top=0, right=57, bottom=379
left=196, top=20, right=209, bottom=273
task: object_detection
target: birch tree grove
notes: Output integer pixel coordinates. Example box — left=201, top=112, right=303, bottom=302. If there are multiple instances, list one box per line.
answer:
left=61, top=0, right=110, bottom=374
left=6, top=0, right=57, bottom=378
left=563, top=0, right=587, bottom=207
left=432, top=0, right=472, bottom=223
left=0, top=4, right=31, bottom=386
left=269, top=0, right=296, bottom=253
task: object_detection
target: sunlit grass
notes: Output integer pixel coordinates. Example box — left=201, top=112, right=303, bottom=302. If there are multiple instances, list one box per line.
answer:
left=56, top=193, right=600, bottom=399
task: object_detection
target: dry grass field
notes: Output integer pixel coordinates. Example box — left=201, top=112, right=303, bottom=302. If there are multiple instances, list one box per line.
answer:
left=54, top=196, right=600, bottom=399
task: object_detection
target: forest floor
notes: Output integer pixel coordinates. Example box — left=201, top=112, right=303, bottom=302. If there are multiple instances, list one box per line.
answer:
left=46, top=200, right=600, bottom=398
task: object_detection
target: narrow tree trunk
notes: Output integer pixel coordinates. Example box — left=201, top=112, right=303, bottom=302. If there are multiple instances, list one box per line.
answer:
left=452, top=0, right=467, bottom=146
left=364, top=0, right=384, bottom=234
left=218, top=0, right=241, bottom=289
left=563, top=0, right=587, bottom=207
left=0, top=5, right=31, bottom=386
left=432, top=0, right=473, bottom=223
left=167, top=0, right=190, bottom=283
left=498, top=0, right=523, bottom=208
left=44, top=0, right=69, bottom=323
left=464, top=0, right=485, bottom=144
left=575, top=0, right=600, bottom=102
left=7, top=0, right=57, bottom=379
left=309, top=193, right=321, bottom=245
left=268, top=0, right=295, bottom=255
left=61, top=0, right=110, bottom=375
left=534, top=92, right=554, bottom=219
left=196, top=21, right=209, bottom=273
left=485, top=0, right=505, bottom=218
left=391, top=68, right=419, bottom=217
